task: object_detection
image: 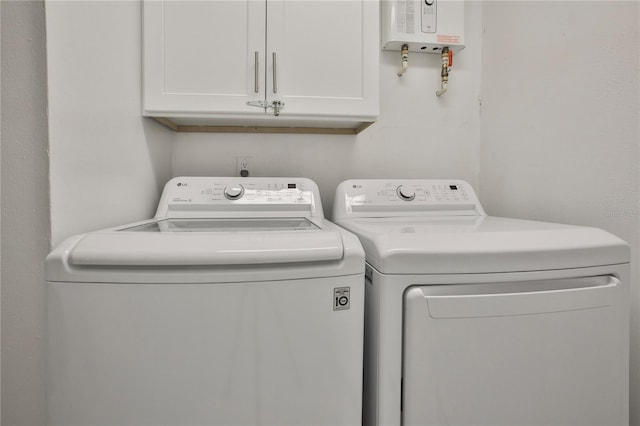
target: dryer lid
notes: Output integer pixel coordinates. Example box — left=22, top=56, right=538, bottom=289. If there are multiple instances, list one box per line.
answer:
left=335, top=216, right=630, bottom=274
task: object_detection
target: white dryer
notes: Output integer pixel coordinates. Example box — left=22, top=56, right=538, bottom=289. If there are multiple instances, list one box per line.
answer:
left=46, top=177, right=365, bottom=426
left=332, top=179, right=630, bottom=426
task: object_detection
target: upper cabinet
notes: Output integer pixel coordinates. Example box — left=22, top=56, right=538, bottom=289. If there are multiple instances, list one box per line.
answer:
left=143, top=0, right=379, bottom=134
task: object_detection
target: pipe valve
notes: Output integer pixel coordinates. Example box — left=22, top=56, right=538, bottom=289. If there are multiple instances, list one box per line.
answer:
left=436, top=47, right=453, bottom=97
left=397, top=44, right=409, bottom=77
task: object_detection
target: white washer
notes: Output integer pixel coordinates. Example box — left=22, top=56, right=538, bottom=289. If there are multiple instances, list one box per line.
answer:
left=46, top=177, right=365, bottom=426
left=333, top=179, right=630, bottom=426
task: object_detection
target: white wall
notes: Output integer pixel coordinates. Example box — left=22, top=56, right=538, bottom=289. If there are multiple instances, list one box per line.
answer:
left=172, top=2, right=483, bottom=216
left=0, top=2, right=3, bottom=419
left=480, top=2, right=640, bottom=424
left=46, top=0, right=173, bottom=247
left=1, top=1, right=49, bottom=424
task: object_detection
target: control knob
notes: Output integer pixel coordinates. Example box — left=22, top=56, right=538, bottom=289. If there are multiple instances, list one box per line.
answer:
left=396, top=185, right=416, bottom=201
left=224, top=184, right=245, bottom=200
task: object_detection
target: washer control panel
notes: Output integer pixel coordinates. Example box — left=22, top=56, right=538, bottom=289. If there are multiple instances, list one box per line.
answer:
left=333, top=179, right=485, bottom=219
left=156, top=177, right=323, bottom=218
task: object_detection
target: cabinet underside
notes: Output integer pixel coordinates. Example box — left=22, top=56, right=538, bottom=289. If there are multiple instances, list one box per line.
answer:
left=151, top=117, right=375, bottom=135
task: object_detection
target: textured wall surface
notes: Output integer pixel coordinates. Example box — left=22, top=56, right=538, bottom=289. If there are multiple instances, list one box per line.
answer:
left=46, top=1, right=173, bottom=246
left=1, top=1, right=49, bottom=424
left=480, top=2, right=640, bottom=423
left=1, top=1, right=3, bottom=418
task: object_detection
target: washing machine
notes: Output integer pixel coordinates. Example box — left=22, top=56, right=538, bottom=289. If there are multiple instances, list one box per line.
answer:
left=46, top=177, right=365, bottom=426
left=332, top=179, right=630, bottom=426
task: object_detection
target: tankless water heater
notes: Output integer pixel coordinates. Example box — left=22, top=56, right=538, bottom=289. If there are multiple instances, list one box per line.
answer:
left=382, top=0, right=465, bottom=53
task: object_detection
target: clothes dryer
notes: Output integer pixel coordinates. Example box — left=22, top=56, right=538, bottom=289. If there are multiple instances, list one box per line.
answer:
left=333, top=179, right=629, bottom=426
left=46, top=177, right=365, bottom=426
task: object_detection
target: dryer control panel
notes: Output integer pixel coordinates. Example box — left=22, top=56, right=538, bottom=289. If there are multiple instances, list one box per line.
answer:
left=332, top=179, right=485, bottom=220
left=156, top=177, right=323, bottom=218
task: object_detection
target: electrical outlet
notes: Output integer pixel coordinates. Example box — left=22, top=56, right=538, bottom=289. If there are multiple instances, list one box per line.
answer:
left=236, top=156, right=254, bottom=177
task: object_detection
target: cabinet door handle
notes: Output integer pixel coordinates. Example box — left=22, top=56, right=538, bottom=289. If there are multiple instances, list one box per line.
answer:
left=254, top=51, right=259, bottom=93
left=272, top=52, right=277, bottom=94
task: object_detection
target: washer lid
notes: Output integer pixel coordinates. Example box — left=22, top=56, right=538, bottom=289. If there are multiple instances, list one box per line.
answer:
left=121, top=217, right=320, bottom=233
left=46, top=217, right=366, bottom=283
left=67, top=218, right=342, bottom=267
left=335, top=216, right=630, bottom=274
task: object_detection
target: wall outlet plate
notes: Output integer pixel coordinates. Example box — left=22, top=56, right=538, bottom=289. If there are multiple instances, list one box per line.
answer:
left=236, top=156, right=254, bottom=177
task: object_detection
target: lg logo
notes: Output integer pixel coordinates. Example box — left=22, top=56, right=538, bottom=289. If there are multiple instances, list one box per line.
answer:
left=333, top=287, right=351, bottom=311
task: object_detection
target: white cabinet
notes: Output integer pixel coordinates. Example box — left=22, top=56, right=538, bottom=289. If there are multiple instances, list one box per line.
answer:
left=143, top=0, right=379, bottom=134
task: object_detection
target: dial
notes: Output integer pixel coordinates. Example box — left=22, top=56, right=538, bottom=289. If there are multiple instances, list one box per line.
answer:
left=224, top=184, right=245, bottom=200
left=396, top=185, right=416, bottom=201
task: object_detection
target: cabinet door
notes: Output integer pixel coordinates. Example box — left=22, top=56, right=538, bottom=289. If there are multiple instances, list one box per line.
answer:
left=143, top=1, right=266, bottom=116
left=266, top=0, right=379, bottom=119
